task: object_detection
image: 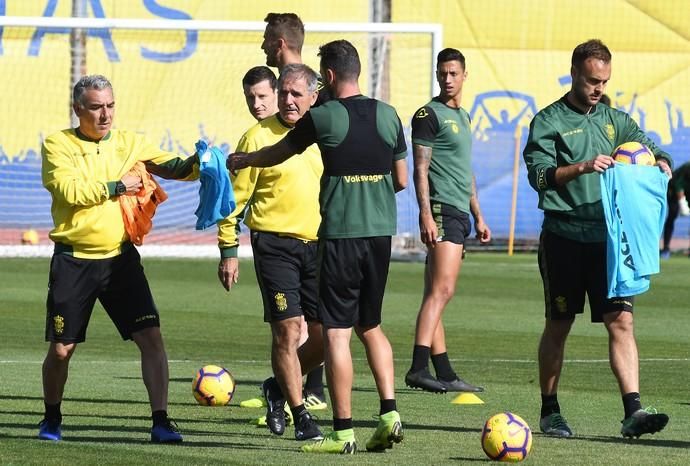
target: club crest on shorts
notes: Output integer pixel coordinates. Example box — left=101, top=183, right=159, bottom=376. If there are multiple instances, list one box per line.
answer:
left=53, top=315, right=65, bottom=335
left=275, top=292, right=288, bottom=312
left=555, top=296, right=567, bottom=313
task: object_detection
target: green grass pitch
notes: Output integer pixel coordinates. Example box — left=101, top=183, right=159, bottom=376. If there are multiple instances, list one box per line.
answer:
left=1, top=254, right=688, bottom=465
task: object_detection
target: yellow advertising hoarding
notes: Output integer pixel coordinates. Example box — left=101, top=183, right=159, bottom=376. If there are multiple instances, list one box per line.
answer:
left=394, top=0, right=690, bottom=150
left=0, top=0, right=373, bottom=159
left=2, top=0, right=689, bottom=241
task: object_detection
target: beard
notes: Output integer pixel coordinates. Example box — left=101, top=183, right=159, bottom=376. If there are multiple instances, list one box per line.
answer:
left=573, top=86, right=598, bottom=107
left=265, top=54, right=278, bottom=67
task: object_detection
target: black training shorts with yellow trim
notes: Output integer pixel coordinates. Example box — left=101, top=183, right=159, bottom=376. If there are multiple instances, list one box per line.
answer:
left=317, top=236, right=391, bottom=329
left=45, top=246, right=159, bottom=343
left=251, top=231, right=318, bottom=323
left=431, top=202, right=471, bottom=245
left=538, top=230, right=634, bottom=323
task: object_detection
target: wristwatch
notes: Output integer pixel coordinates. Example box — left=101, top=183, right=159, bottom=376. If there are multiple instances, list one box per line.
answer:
left=115, top=181, right=126, bottom=195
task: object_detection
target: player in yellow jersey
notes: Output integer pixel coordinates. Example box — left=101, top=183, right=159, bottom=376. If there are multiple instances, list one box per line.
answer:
left=217, top=64, right=324, bottom=441
left=236, top=65, right=280, bottom=411
left=39, top=75, right=199, bottom=444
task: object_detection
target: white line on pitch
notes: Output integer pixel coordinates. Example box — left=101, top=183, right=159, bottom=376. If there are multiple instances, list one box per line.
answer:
left=1, top=357, right=688, bottom=364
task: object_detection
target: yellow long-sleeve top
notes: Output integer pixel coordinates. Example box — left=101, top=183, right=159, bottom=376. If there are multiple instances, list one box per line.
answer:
left=218, top=115, right=322, bottom=258
left=42, top=128, right=199, bottom=259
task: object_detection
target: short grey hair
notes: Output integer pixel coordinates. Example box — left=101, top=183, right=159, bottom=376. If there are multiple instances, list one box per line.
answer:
left=73, top=74, right=112, bottom=107
left=278, top=64, right=318, bottom=94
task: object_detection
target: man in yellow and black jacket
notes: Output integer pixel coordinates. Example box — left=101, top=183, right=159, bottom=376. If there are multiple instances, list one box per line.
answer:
left=39, top=74, right=199, bottom=444
left=217, top=64, right=324, bottom=442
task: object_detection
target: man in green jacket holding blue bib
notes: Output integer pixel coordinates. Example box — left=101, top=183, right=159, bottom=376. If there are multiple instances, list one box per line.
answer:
left=523, top=39, right=672, bottom=439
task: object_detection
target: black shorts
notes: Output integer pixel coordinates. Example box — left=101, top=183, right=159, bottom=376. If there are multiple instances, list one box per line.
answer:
left=317, top=236, right=391, bottom=329
left=251, top=231, right=318, bottom=323
left=432, top=202, right=471, bottom=245
left=538, top=230, right=634, bottom=322
left=45, top=247, right=159, bottom=343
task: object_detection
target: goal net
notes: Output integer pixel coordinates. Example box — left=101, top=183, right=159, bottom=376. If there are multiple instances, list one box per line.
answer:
left=0, top=16, right=441, bottom=259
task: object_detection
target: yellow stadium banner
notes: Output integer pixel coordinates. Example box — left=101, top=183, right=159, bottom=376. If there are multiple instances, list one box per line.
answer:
left=2, top=0, right=690, bottom=243
left=0, top=0, right=373, bottom=161
left=393, top=0, right=690, bottom=239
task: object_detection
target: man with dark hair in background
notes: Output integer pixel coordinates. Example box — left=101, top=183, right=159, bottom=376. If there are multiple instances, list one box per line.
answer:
left=523, top=39, right=672, bottom=439
left=406, top=47, right=491, bottom=395
left=660, top=161, right=690, bottom=258
left=242, top=65, right=278, bottom=122
left=235, top=65, right=283, bottom=413
left=262, top=12, right=330, bottom=107
left=256, top=11, right=329, bottom=411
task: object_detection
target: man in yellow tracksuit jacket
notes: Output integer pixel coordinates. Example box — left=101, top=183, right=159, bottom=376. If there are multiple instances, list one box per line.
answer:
left=217, top=64, right=324, bottom=441
left=39, top=74, right=199, bottom=444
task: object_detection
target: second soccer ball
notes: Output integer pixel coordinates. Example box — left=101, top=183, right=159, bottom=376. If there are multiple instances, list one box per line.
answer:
left=481, top=412, right=532, bottom=462
left=192, top=365, right=236, bottom=406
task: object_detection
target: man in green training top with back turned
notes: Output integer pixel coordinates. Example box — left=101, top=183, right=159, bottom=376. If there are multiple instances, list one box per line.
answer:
left=229, top=39, right=407, bottom=455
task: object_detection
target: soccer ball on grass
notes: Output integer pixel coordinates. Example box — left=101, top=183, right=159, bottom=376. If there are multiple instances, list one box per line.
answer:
left=481, top=412, right=532, bottom=462
left=192, top=365, right=236, bottom=406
